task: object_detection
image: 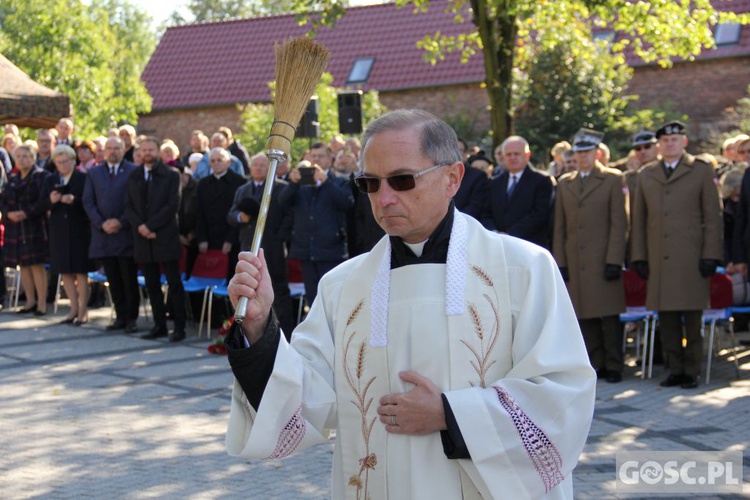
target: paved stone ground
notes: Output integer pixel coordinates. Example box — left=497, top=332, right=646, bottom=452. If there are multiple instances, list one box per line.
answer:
left=0, top=303, right=748, bottom=499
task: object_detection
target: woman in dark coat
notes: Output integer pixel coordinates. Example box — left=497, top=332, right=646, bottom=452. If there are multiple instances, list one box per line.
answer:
left=43, top=145, right=94, bottom=324
left=2, top=144, right=49, bottom=315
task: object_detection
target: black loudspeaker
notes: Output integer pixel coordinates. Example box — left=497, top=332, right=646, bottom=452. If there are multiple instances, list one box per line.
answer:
left=296, top=97, right=319, bottom=138
left=338, top=90, right=363, bottom=135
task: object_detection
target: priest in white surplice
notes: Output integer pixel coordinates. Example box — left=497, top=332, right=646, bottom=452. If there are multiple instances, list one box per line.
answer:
left=224, top=110, right=596, bottom=499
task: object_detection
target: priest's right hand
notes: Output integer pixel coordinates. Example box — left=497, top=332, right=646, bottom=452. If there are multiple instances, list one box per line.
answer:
left=229, top=249, right=275, bottom=343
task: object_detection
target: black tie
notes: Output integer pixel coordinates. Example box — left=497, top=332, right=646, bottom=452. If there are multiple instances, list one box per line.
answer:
left=665, top=164, right=674, bottom=178
left=109, top=165, right=115, bottom=179
left=507, top=175, right=517, bottom=195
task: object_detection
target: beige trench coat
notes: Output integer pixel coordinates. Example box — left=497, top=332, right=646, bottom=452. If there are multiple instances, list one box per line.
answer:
left=630, top=153, right=723, bottom=311
left=554, top=164, right=628, bottom=319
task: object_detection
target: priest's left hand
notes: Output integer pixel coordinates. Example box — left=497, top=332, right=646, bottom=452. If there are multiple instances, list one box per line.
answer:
left=377, top=371, right=446, bottom=435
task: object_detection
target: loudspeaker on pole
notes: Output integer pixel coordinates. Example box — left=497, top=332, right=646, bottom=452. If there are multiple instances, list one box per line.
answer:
left=295, top=97, right=319, bottom=139
left=337, top=90, right=363, bottom=135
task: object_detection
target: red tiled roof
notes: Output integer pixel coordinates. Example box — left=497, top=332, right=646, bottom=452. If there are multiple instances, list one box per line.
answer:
left=142, top=0, right=485, bottom=111
left=607, top=0, right=750, bottom=67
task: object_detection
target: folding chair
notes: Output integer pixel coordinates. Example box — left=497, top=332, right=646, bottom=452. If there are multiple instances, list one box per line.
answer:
left=701, top=273, right=742, bottom=384
left=620, top=269, right=658, bottom=379
left=182, top=250, right=228, bottom=338
left=87, top=271, right=115, bottom=320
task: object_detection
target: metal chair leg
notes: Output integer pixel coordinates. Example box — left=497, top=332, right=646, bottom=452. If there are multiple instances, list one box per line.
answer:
left=727, top=318, right=742, bottom=380
left=706, top=319, right=717, bottom=385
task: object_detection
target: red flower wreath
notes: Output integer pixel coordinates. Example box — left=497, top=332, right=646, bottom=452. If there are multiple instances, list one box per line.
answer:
left=207, top=316, right=233, bottom=355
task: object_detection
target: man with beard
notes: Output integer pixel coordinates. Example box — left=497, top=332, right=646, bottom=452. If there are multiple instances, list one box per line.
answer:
left=125, top=137, right=187, bottom=342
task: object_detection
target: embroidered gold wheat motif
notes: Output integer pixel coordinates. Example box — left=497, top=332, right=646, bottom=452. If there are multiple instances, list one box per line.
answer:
left=462, top=267, right=501, bottom=388
left=342, top=299, right=377, bottom=500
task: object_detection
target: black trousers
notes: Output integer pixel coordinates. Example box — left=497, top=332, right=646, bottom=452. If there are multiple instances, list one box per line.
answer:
left=578, top=315, right=623, bottom=373
left=300, top=259, right=342, bottom=307
left=658, top=310, right=703, bottom=377
left=101, top=256, right=139, bottom=322
left=142, top=260, right=186, bottom=329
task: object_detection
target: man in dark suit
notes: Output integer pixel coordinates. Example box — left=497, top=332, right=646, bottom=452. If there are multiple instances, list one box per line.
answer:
left=125, top=136, right=187, bottom=342
left=195, top=148, right=246, bottom=280
left=481, top=136, right=554, bottom=248
left=219, top=126, right=251, bottom=176
left=228, top=152, right=295, bottom=337
left=83, top=137, right=140, bottom=333
left=454, top=151, right=489, bottom=220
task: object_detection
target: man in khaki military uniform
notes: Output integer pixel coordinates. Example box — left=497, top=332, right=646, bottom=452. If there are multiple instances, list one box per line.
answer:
left=554, top=129, right=628, bottom=383
left=630, top=121, right=723, bottom=389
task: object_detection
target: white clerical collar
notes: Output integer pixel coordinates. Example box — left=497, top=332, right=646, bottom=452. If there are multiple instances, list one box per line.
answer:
left=404, top=240, right=428, bottom=257
left=370, top=210, right=467, bottom=347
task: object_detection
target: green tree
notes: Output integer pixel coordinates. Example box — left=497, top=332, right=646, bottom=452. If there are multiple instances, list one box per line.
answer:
left=237, top=72, right=385, bottom=161
left=290, top=0, right=750, bottom=148
left=0, top=0, right=153, bottom=137
left=165, top=0, right=302, bottom=26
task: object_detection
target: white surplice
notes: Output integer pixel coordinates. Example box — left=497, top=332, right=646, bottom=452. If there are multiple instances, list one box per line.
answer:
left=227, top=211, right=596, bottom=499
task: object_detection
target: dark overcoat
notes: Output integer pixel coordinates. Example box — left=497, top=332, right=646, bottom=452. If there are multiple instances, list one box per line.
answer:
left=82, top=161, right=137, bottom=259
left=228, top=178, right=293, bottom=283
left=42, top=170, right=95, bottom=274
left=553, top=165, right=628, bottom=318
left=194, top=170, right=246, bottom=248
left=279, top=173, right=354, bottom=262
left=1, top=168, right=49, bottom=266
left=631, top=153, right=723, bottom=311
left=124, top=162, right=182, bottom=264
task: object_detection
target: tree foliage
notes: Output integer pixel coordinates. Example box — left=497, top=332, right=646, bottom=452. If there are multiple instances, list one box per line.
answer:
left=290, top=0, right=750, bottom=148
left=165, top=0, right=302, bottom=26
left=0, top=0, right=154, bottom=137
left=236, top=72, right=386, bottom=161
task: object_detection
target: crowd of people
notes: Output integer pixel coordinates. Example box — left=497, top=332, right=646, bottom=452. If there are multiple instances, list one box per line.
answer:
left=0, top=115, right=745, bottom=389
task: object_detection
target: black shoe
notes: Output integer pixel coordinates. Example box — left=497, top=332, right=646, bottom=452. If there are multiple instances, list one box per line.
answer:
left=106, top=319, right=127, bottom=331
left=16, top=304, right=37, bottom=314
left=124, top=320, right=138, bottom=333
left=605, top=371, right=623, bottom=383
left=60, top=317, right=76, bottom=324
left=596, top=368, right=608, bottom=379
left=33, top=309, right=46, bottom=317
left=660, top=374, right=686, bottom=387
left=680, top=375, right=700, bottom=389
left=141, top=325, right=168, bottom=340
left=740, top=340, right=750, bottom=346
left=168, top=329, right=186, bottom=343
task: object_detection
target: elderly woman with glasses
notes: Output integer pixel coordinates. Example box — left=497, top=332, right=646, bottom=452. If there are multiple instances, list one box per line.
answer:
left=2, top=144, right=50, bottom=315
left=42, top=145, right=95, bottom=325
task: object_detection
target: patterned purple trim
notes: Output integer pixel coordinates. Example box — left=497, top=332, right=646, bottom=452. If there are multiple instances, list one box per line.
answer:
left=493, top=386, right=564, bottom=493
left=265, top=405, right=306, bottom=459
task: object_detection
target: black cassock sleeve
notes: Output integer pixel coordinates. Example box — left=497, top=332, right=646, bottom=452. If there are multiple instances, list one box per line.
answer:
left=440, top=395, right=471, bottom=459
left=225, top=310, right=280, bottom=410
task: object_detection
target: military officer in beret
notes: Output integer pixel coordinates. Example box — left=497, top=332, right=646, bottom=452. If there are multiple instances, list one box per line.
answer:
left=554, top=128, right=628, bottom=383
left=624, top=131, right=659, bottom=218
left=630, top=120, right=723, bottom=389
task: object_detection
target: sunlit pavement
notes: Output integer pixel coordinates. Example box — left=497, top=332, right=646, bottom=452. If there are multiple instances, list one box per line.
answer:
left=0, top=303, right=748, bottom=499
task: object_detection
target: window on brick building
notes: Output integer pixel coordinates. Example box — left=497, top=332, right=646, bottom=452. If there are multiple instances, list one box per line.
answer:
left=715, top=22, right=741, bottom=46
left=346, top=57, right=375, bottom=84
left=593, top=30, right=615, bottom=48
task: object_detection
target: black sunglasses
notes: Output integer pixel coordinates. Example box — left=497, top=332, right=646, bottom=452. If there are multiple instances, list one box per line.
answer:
left=354, top=164, right=449, bottom=194
left=634, top=144, right=653, bottom=152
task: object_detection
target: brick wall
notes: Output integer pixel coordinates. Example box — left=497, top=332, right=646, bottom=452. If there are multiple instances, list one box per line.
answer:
left=138, top=105, right=244, bottom=156
left=627, top=56, right=750, bottom=138
left=380, top=83, right=491, bottom=134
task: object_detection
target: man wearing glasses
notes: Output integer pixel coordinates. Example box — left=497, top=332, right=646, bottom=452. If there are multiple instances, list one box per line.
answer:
left=222, top=110, right=595, bottom=499
left=631, top=121, right=723, bottom=389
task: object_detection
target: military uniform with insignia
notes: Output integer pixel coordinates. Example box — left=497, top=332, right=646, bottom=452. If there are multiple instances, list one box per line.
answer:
left=554, top=128, right=629, bottom=383
left=630, top=121, right=723, bottom=389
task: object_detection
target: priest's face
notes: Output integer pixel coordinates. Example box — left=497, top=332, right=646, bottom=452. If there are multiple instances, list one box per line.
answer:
left=362, top=127, right=462, bottom=244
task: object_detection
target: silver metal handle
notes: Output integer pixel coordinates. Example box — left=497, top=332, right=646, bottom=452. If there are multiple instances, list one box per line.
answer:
left=234, top=149, right=285, bottom=323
